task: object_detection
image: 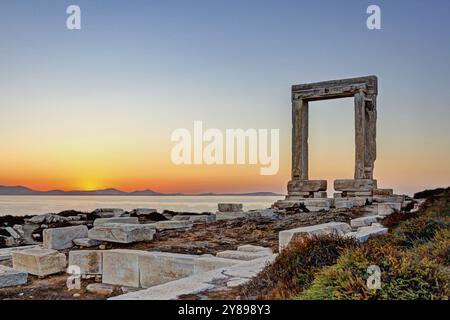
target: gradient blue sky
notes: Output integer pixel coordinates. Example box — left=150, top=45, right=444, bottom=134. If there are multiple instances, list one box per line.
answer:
left=0, top=0, right=449, bottom=195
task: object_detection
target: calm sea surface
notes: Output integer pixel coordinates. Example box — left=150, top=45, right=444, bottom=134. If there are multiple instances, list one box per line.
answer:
left=0, top=195, right=284, bottom=216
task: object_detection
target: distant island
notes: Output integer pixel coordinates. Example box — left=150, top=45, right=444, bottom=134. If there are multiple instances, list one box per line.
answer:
left=0, top=185, right=282, bottom=197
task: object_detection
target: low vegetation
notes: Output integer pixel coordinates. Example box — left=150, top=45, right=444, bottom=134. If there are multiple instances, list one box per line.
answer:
left=242, top=187, right=450, bottom=300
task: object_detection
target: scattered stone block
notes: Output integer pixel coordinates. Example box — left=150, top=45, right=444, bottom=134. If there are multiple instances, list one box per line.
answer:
left=215, top=212, right=247, bottom=220
left=93, top=217, right=138, bottom=227
left=216, top=250, right=271, bottom=261
left=237, top=244, right=273, bottom=254
left=5, top=227, right=21, bottom=239
left=102, top=249, right=140, bottom=287
left=138, top=252, right=197, bottom=288
left=378, top=202, right=402, bottom=216
left=13, top=225, right=25, bottom=236
left=355, top=191, right=373, bottom=197
left=12, top=248, right=66, bottom=276
left=288, top=179, right=327, bottom=192
left=371, top=222, right=384, bottom=228
left=297, top=198, right=333, bottom=211
left=73, top=238, right=101, bottom=247
left=279, top=222, right=351, bottom=251
left=334, top=179, right=377, bottom=192
left=221, top=254, right=277, bottom=279
left=218, top=203, right=243, bottom=212
left=345, top=226, right=388, bottom=243
left=172, top=215, right=216, bottom=223
left=334, top=199, right=354, bottom=209
left=350, top=215, right=382, bottom=228
left=0, top=245, right=42, bottom=262
left=0, top=236, right=16, bottom=247
left=110, top=255, right=277, bottom=300
left=43, top=225, right=88, bottom=250
left=68, top=250, right=103, bottom=275
left=110, top=270, right=221, bottom=300
left=373, top=188, right=393, bottom=196
left=313, top=191, right=327, bottom=198
left=226, top=277, right=248, bottom=288
left=0, top=265, right=27, bottom=288
left=86, top=283, right=115, bottom=295
left=28, top=214, right=67, bottom=224
left=193, top=256, right=241, bottom=274
left=351, top=197, right=369, bottom=206
left=153, top=220, right=193, bottom=231
left=88, top=223, right=155, bottom=243
left=93, top=208, right=125, bottom=218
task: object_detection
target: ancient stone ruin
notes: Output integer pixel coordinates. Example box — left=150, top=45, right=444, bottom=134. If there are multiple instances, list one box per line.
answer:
left=275, top=76, right=394, bottom=210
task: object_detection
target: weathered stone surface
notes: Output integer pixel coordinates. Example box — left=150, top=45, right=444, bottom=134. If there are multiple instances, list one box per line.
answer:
left=68, top=250, right=103, bottom=275
left=354, top=191, right=373, bottom=197
left=43, top=225, right=88, bottom=250
left=221, top=254, right=277, bottom=279
left=237, top=245, right=273, bottom=254
left=378, top=202, right=402, bottom=216
left=0, top=245, right=42, bottom=262
left=193, top=256, right=241, bottom=274
left=218, top=203, right=243, bottom=212
left=334, top=200, right=354, bottom=209
left=28, top=214, right=67, bottom=224
left=350, top=215, right=382, bottom=228
left=138, top=251, right=197, bottom=288
left=110, top=255, right=277, bottom=300
left=373, top=188, right=393, bottom=196
left=288, top=180, right=327, bottom=192
left=333, top=192, right=343, bottom=198
left=86, top=283, right=115, bottom=295
left=226, top=277, right=248, bottom=288
left=93, top=217, right=138, bottom=227
left=0, top=236, right=16, bottom=247
left=301, top=199, right=333, bottom=211
left=5, top=227, right=21, bottom=239
left=93, top=208, right=124, bottom=216
left=102, top=249, right=140, bottom=287
left=215, top=211, right=247, bottom=220
left=0, top=265, right=27, bottom=288
left=345, top=226, right=388, bottom=243
left=216, top=250, right=270, bottom=261
left=153, top=220, right=193, bottom=231
left=110, top=270, right=221, bottom=300
left=132, top=208, right=157, bottom=216
left=279, top=222, right=351, bottom=251
left=352, top=197, right=368, bottom=206
left=73, top=238, right=101, bottom=247
left=12, top=248, right=66, bottom=276
left=88, top=223, right=155, bottom=243
left=313, top=191, right=327, bottom=198
left=334, top=179, right=377, bottom=191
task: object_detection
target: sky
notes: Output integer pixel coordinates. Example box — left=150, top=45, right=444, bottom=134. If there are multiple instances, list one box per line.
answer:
left=0, top=0, right=449, bottom=195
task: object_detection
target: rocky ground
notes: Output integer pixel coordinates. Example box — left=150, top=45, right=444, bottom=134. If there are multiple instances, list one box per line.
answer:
left=0, top=205, right=371, bottom=300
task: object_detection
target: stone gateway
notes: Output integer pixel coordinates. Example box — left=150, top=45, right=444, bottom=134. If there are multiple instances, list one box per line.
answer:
left=275, top=76, right=392, bottom=209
